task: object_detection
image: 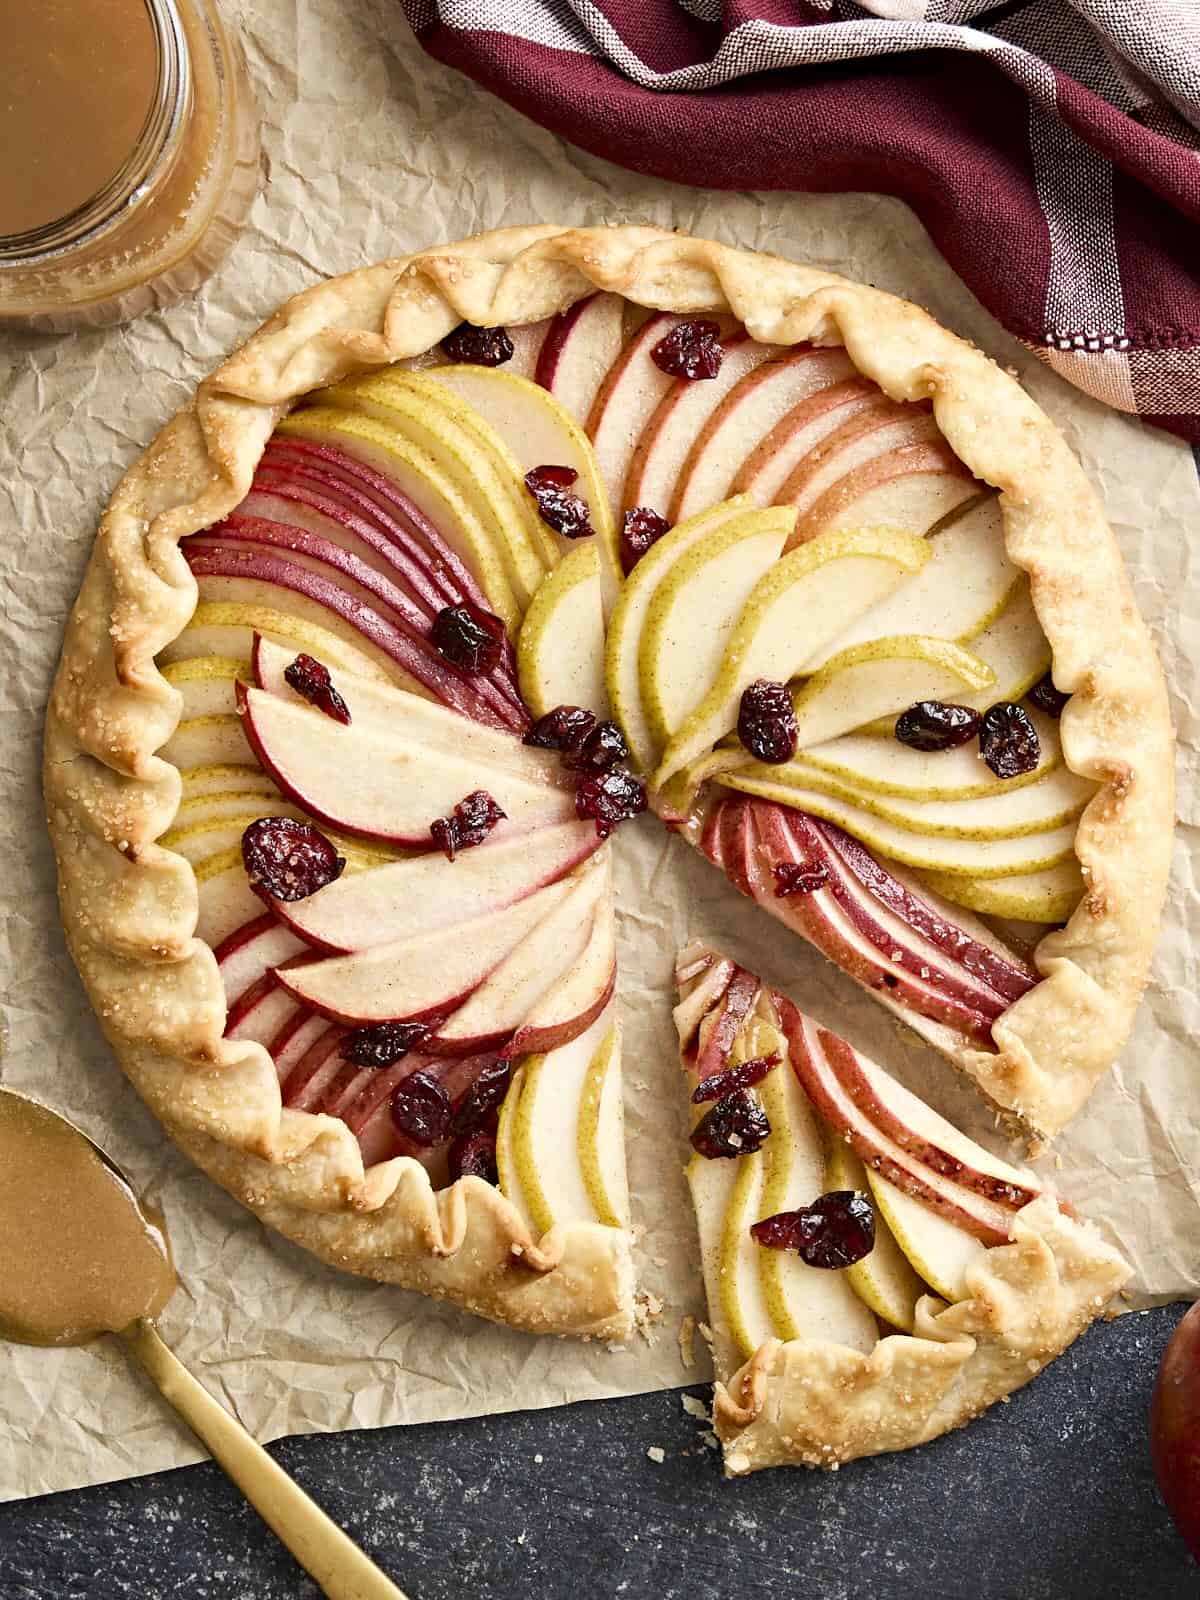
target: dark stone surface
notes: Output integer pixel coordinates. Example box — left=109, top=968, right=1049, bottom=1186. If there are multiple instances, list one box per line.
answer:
left=0, top=1303, right=1192, bottom=1600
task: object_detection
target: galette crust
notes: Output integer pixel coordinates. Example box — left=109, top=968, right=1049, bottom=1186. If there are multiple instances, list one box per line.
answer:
left=44, top=226, right=1172, bottom=1334
left=712, top=1196, right=1130, bottom=1473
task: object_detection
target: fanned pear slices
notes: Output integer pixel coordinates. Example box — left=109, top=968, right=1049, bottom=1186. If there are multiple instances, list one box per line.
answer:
left=518, top=542, right=609, bottom=719
left=675, top=945, right=1130, bottom=1473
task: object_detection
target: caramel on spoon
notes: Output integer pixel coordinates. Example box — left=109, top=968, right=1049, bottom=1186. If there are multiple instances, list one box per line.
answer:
left=0, top=1087, right=408, bottom=1600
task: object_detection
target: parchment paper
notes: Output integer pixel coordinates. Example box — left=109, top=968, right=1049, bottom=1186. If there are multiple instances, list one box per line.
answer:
left=2, top=0, right=1198, bottom=1504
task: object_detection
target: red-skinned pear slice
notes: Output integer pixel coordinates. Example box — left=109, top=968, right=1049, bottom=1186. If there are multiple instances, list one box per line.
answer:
left=161, top=599, right=393, bottom=686
left=653, top=525, right=931, bottom=790
left=695, top=966, right=761, bottom=1082
left=517, top=542, right=609, bottom=719
left=639, top=507, right=797, bottom=757
left=215, top=913, right=309, bottom=1027
left=251, top=633, right=558, bottom=788
left=417, top=364, right=619, bottom=588
left=731, top=376, right=887, bottom=506
left=535, top=293, right=627, bottom=424
left=672, top=952, right=736, bottom=1059
left=271, top=822, right=601, bottom=954
left=671, top=347, right=856, bottom=523
left=776, top=401, right=939, bottom=515
left=604, top=498, right=753, bottom=774
left=237, top=683, right=574, bottom=847
left=269, top=1008, right=327, bottom=1087
left=428, top=857, right=608, bottom=1054
left=777, top=999, right=1017, bottom=1246
left=624, top=336, right=783, bottom=516
left=277, top=876, right=576, bottom=1025
left=586, top=311, right=691, bottom=511
left=506, top=891, right=617, bottom=1057
left=275, top=410, right=522, bottom=630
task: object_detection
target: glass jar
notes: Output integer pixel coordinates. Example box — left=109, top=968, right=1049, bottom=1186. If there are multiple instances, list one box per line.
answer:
left=0, top=0, right=259, bottom=331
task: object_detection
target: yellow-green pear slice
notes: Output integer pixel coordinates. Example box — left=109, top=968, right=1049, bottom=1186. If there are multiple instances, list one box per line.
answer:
left=790, top=635, right=995, bottom=752
left=159, top=601, right=395, bottom=682
left=160, top=810, right=388, bottom=872
left=802, top=711, right=1062, bottom=800
left=518, top=542, right=608, bottom=719
left=174, top=788, right=291, bottom=825
left=414, top=365, right=620, bottom=595
left=496, top=1064, right=532, bottom=1226
left=718, top=772, right=1079, bottom=875
left=604, top=498, right=751, bottom=773
left=180, top=762, right=276, bottom=800
left=823, top=1139, right=923, bottom=1332
left=866, top=1170, right=987, bottom=1304
left=956, top=579, right=1051, bottom=703
left=915, top=857, right=1085, bottom=923
left=639, top=507, right=797, bottom=760
left=575, top=1022, right=629, bottom=1228
left=756, top=1063, right=877, bottom=1351
left=161, top=657, right=248, bottom=719
left=812, top=496, right=1019, bottom=664
left=511, top=1010, right=611, bottom=1235
left=654, top=525, right=931, bottom=790
left=687, top=1148, right=774, bottom=1368
left=161, top=714, right=250, bottom=771
left=279, top=404, right=527, bottom=622
left=319, top=375, right=556, bottom=593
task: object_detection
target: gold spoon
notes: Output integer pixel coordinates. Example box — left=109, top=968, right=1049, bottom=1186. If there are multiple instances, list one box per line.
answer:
left=0, top=1087, right=408, bottom=1600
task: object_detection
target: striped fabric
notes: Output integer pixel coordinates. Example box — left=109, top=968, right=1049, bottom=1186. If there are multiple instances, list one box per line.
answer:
left=400, top=0, right=1200, bottom=442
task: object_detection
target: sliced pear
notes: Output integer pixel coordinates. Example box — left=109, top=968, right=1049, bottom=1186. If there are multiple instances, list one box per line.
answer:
left=495, top=1064, right=531, bottom=1225
left=576, top=1023, right=628, bottom=1228
left=604, top=498, right=751, bottom=773
left=158, top=601, right=395, bottom=682
left=688, top=1145, right=773, bottom=1369
left=956, top=579, right=1051, bottom=704
left=790, top=636, right=995, bottom=752
left=639, top=507, right=796, bottom=757
left=161, top=657, right=247, bottom=719
left=518, top=542, right=608, bottom=719
left=160, top=714, right=250, bottom=770
left=654, top=526, right=930, bottom=789
left=180, top=762, right=276, bottom=800
left=866, top=1170, right=987, bottom=1304
left=318, top=375, right=554, bottom=596
left=159, top=809, right=385, bottom=873
left=415, top=364, right=619, bottom=590
left=802, top=711, right=1062, bottom=800
left=755, top=1062, right=878, bottom=1350
left=813, top=497, right=1018, bottom=663
left=823, top=1139, right=923, bottom=1332
left=174, top=787, right=290, bottom=826
left=915, top=857, right=1085, bottom=923
left=718, top=773, right=1079, bottom=876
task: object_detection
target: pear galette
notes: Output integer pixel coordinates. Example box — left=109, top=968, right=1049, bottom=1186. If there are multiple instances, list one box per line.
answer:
left=46, top=228, right=1168, bottom=1425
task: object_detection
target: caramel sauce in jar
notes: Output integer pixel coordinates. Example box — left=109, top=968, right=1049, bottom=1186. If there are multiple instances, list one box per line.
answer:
left=0, top=0, right=259, bottom=329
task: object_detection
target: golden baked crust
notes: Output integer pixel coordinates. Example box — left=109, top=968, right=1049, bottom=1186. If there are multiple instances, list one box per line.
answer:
left=44, top=225, right=1172, bottom=1336
left=712, top=1196, right=1129, bottom=1472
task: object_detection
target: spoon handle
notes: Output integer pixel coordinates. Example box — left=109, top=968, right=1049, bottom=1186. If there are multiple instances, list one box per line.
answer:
left=120, top=1319, right=409, bottom=1600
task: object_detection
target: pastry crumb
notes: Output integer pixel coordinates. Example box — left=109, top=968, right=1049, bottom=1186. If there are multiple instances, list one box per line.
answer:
left=681, top=1394, right=709, bottom=1421
left=678, top=1314, right=697, bottom=1369
left=634, top=1290, right=665, bottom=1339
left=646, top=1445, right=665, bottom=1464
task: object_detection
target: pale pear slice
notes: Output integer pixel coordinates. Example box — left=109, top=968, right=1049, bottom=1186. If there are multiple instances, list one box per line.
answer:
left=732, top=377, right=885, bottom=506
left=575, top=1021, right=628, bottom=1228
left=802, top=710, right=1062, bottom=800
left=653, top=526, right=931, bottom=790
left=671, top=347, right=856, bottom=523
left=159, top=601, right=395, bottom=683
left=511, top=1006, right=627, bottom=1234
left=508, top=886, right=617, bottom=1057
left=812, top=496, right=1018, bottom=664
left=278, top=877, right=575, bottom=1025
left=719, top=774, right=1079, bottom=876
left=755, top=1060, right=878, bottom=1351
left=790, top=636, right=995, bottom=752
left=495, top=1063, right=531, bottom=1227
left=535, top=292, right=627, bottom=423
left=415, top=364, right=619, bottom=587
left=252, top=633, right=560, bottom=788
left=586, top=311, right=691, bottom=512
left=277, top=408, right=522, bottom=626
left=159, top=810, right=383, bottom=873
left=623, top=336, right=783, bottom=515
left=824, top=1140, right=923, bottom=1332
left=779, top=405, right=939, bottom=515
left=175, top=787, right=291, bottom=826
left=604, top=498, right=752, bottom=773
left=161, top=657, right=248, bottom=719
left=197, top=863, right=273, bottom=949
left=160, top=714, right=251, bottom=771
left=179, top=763, right=277, bottom=801
left=789, top=440, right=978, bottom=547
left=866, top=1170, right=987, bottom=1304
left=517, top=542, right=608, bottom=720
left=639, top=507, right=797, bottom=755
left=688, top=1149, right=774, bottom=1369
left=915, top=858, right=1086, bottom=924
left=956, top=579, right=1051, bottom=705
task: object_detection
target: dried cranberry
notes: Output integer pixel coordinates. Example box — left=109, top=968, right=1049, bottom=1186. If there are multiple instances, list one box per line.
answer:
left=283, top=653, right=351, bottom=725
left=448, top=1128, right=499, bottom=1185
left=241, top=817, right=345, bottom=902
left=563, top=719, right=628, bottom=775
left=737, top=680, right=798, bottom=765
left=390, top=1071, right=452, bottom=1147
left=691, top=1090, right=770, bottom=1159
left=620, top=507, right=671, bottom=574
left=441, top=322, right=514, bottom=367
left=430, top=603, right=506, bottom=675
left=751, top=1191, right=875, bottom=1269
left=575, top=768, right=647, bottom=838
left=451, top=1058, right=512, bottom=1136
left=894, top=701, right=982, bottom=752
left=525, top=465, right=594, bottom=541
left=692, top=1053, right=781, bottom=1104
left=651, top=320, right=723, bottom=381
left=773, top=861, right=830, bottom=898
left=523, top=705, right=597, bottom=753
left=979, top=701, right=1041, bottom=779
left=344, top=1021, right=430, bottom=1069
left=1026, top=673, right=1070, bottom=717
left=430, top=790, right=506, bottom=860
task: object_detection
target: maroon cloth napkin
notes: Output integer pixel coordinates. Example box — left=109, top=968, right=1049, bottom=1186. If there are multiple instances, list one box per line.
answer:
left=400, top=0, right=1200, bottom=442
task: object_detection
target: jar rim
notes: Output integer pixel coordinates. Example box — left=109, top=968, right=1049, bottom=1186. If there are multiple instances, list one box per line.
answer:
left=0, top=0, right=191, bottom=267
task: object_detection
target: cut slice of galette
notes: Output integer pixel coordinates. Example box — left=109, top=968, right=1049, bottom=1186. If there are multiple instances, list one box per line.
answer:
left=673, top=943, right=1130, bottom=1473
left=45, top=225, right=1169, bottom=1343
